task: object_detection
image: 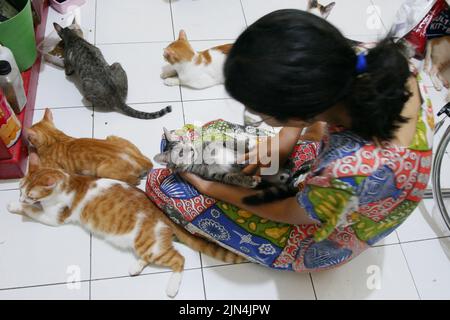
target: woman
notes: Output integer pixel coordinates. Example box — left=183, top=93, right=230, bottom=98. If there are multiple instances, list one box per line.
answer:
left=146, top=9, right=434, bottom=271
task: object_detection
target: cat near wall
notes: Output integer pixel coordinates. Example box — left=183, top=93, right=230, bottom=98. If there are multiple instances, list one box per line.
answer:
left=53, top=20, right=171, bottom=119
left=7, top=154, right=245, bottom=297
left=26, top=108, right=153, bottom=185
left=161, top=30, right=232, bottom=89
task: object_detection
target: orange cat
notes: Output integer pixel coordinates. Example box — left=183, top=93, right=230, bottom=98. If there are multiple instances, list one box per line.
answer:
left=7, top=154, right=245, bottom=297
left=26, top=108, right=151, bottom=185
left=162, top=30, right=232, bottom=89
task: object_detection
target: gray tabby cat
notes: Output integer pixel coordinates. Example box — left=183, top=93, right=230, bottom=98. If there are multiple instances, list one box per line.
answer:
left=53, top=21, right=171, bottom=119
left=154, top=128, right=307, bottom=205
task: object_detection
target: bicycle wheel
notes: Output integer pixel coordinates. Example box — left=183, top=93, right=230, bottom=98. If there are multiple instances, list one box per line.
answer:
left=432, top=123, right=450, bottom=231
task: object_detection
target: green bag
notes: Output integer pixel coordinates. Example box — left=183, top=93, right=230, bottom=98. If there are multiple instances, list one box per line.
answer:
left=0, top=0, right=37, bottom=71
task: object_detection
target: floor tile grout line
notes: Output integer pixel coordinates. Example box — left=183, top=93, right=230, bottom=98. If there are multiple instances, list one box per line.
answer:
left=199, top=254, right=208, bottom=300
left=96, top=39, right=238, bottom=46
left=169, top=0, right=176, bottom=41
left=0, top=279, right=91, bottom=292
left=308, top=273, right=318, bottom=300
left=34, top=97, right=234, bottom=111
left=94, top=0, right=98, bottom=45
left=370, top=0, right=389, bottom=34
left=239, top=0, right=248, bottom=27
left=89, top=0, right=97, bottom=300
left=398, top=242, right=422, bottom=300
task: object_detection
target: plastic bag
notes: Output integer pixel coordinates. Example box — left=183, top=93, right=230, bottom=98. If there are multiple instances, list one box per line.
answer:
left=392, top=0, right=450, bottom=58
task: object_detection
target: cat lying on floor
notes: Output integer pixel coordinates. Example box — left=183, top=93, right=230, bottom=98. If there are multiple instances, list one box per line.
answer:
left=26, top=108, right=152, bottom=185
left=54, top=20, right=171, bottom=119
left=7, top=154, right=245, bottom=297
left=161, top=30, right=232, bottom=89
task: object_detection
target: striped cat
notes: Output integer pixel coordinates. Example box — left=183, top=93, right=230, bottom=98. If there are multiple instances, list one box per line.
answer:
left=53, top=21, right=171, bottom=119
left=7, top=154, right=245, bottom=297
left=26, top=109, right=152, bottom=185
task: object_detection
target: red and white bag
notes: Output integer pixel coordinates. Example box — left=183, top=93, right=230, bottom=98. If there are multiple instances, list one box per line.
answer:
left=392, top=0, right=450, bottom=58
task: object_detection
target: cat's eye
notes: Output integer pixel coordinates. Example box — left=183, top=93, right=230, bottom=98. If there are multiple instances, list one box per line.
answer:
left=179, top=149, right=184, bottom=157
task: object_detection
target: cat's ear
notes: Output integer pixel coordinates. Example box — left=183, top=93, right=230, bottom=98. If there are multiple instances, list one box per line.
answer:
left=43, top=176, right=57, bottom=189
left=307, top=0, right=318, bottom=9
left=163, top=48, right=178, bottom=62
left=26, top=128, right=39, bottom=146
left=178, top=30, right=188, bottom=41
left=163, top=127, right=176, bottom=142
left=322, top=2, right=335, bottom=19
left=53, top=23, right=64, bottom=37
left=43, top=108, right=54, bottom=124
left=153, top=152, right=169, bottom=165
left=28, top=152, right=41, bottom=174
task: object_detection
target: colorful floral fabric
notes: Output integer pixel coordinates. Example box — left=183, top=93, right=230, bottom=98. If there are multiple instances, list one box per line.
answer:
left=146, top=74, right=434, bottom=272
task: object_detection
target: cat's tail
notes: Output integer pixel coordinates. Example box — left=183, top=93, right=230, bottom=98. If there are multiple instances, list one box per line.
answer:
left=242, top=185, right=297, bottom=205
left=168, top=219, right=246, bottom=264
left=120, top=103, right=172, bottom=119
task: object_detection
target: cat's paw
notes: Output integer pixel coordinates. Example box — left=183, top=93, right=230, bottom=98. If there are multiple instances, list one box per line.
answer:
left=250, top=176, right=262, bottom=188
left=166, top=272, right=182, bottom=298
left=128, top=261, right=145, bottom=276
left=7, top=202, right=23, bottom=214
left=161, top=71, right=176, bottom=79
left=164, top=78, right=180, bottom=86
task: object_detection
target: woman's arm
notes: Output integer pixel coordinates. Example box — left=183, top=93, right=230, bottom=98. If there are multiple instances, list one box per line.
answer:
left=180, top=173, right=318, bottom=225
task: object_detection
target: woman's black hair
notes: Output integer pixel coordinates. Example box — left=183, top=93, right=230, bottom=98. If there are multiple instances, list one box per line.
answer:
left=224, top=9, right=412, bottom=141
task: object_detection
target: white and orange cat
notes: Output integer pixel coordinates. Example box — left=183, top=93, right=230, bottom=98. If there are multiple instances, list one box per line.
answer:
left=27, top=108, right=152, bottom=185
left=161, top=30, right=232, bottom=89
left=7, top=154, right=244, bottom=297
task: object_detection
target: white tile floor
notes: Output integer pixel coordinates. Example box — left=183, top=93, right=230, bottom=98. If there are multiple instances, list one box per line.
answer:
left=1, top=0, right=450, bottom=300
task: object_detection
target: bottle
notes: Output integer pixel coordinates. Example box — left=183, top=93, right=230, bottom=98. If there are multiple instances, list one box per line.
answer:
left=0, top=45, right=27, bottom=114
left=0, top=60, right=27, bottom=114
left=0, top=89, right=22, bottom=148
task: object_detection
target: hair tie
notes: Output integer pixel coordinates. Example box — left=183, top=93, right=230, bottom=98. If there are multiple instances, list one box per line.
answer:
left=355, top=52, right=368, bottom=75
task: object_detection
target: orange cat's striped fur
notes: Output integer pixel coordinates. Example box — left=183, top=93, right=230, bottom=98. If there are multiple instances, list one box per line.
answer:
left=26, top=108, right=151, bottom=185
left=7, top=154, right=245, bottom=297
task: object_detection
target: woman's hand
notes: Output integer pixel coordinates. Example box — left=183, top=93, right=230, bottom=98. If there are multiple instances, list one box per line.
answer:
left=178, top=172, right=316, bottom=225
left=179, top=172, right=214, bottom=194
left=239, top=127, right=303, bottom=175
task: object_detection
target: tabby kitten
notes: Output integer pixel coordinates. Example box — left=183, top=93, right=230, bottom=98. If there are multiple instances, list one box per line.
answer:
left=162, top=30, right=232, bottom=89
left=307, top=0, right=336, bottom=19
left=27, top=108, right=152, bottom=185
left=154, top=128, right=261, bottom=188
left=53, top=21, right=171, bottom=119
left=154, top=128, right=301, bottom=204
left=7, top=154, right=245, bottom=297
